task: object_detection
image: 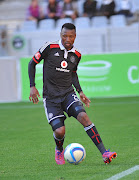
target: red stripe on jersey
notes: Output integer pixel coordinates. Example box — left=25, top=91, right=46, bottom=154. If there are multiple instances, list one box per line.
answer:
left=75, top=50, right=81, bottom=58
left=50, top=44, right=60, bottom=49
left=33, top=57, right=39, bottom=64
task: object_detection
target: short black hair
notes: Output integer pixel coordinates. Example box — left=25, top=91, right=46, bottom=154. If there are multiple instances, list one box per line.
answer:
left=61, top=23, right=76, bottom=32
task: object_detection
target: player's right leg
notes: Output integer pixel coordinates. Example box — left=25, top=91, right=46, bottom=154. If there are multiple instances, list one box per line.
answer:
left=43, top=98, right=66, bottom=165
left=51, top=119, right=66, bottom=165
left=50, top=119, right=65, bottom=152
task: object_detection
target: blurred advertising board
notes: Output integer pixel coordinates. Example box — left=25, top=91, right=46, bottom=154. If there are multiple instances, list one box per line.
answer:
left=20, top=53, right=139, bottom=100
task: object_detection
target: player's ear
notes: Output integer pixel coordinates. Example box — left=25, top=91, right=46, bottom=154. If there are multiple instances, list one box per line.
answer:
left=74, top=30, right=76, bottom=38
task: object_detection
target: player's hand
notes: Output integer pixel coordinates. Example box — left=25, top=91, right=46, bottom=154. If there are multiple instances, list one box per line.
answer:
left=79, top=91, right=91, bottom=108
left=29, top=86, right=41, bottom=104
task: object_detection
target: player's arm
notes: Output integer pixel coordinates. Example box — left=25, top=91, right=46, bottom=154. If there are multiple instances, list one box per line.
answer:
left=28, top=59, right=41, bottom=104
left=28, top=51, right=42, bottom=104
left=28, top=42, right=50, bottom=104
left=72, top=71, right=91, bottom=107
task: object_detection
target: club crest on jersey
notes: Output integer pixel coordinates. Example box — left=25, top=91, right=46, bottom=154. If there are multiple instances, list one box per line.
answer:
left=35, top=52, right=41, bottom=60
left=70, top=56, right=75, bottom=63
left=61, top=61, right=68, bottom=68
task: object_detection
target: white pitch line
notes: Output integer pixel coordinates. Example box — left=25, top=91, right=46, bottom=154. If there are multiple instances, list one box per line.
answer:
left=105, top=165, right=139, bottom=180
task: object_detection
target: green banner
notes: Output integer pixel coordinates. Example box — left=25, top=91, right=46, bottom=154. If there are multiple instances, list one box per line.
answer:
left=20, top=53, right=139, bottom=100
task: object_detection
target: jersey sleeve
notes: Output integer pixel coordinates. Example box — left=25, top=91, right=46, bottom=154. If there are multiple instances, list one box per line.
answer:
left=28, top=42, right=50, bottom=87
left=73, top=50, right=81, bottom=72
left=72, top=71, right=82, bottom=93
left=32, top=42, right=50, bottom=64
left=72, top=50, right=82, bottom=93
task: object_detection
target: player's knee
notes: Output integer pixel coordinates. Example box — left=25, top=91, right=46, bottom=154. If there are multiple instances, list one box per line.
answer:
left=50, top=118, right=65, bottom=139
left=77, top=112, right=92, bottom=127
left=50, top=118, right=65, bottom=131
left=54, top=126, right=65, bottom=139
left=68, top=101, right=86, bottom=119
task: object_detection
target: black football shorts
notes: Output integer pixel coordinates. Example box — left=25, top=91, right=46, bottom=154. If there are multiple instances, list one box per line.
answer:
left=43, top=91, right=86, bottom=124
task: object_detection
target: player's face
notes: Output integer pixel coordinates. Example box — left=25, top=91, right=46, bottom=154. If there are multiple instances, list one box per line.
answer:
left=61, top=28, right=76, bottom=51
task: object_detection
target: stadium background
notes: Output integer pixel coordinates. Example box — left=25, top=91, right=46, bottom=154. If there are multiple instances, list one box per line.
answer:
left=0, top=0, right=139, bottom=180
left=0, top=0, right=139, bottom=102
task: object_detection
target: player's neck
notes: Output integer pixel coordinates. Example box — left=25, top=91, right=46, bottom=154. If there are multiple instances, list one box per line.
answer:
left=65, top=46, right=73, bottom=51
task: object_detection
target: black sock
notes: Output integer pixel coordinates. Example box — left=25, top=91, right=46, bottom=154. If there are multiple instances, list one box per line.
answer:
left=53, top=133, right=65, bottom=152
left=84, top=123, right=106, bottom=154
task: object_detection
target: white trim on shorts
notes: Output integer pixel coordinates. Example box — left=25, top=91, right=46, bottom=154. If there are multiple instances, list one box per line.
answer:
left=49, top=115, right=65, bottom=123
left=43, top=98, right=65, bottom=123
left=43, top=98, right=49, bottom=121
left=66, top=100, right=80, bottom=110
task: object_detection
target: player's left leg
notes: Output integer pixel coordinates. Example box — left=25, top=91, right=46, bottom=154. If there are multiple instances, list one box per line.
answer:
left=77, top=111, right=106, bottom=153
left=77, top=112, right=117, bottom=164
left=64, top=93, right=117, bottom=164
left=68, top=103, right=106, bottom=154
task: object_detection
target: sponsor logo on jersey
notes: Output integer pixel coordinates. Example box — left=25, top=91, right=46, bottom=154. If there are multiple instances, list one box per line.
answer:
left=35, top=52, right=41, bottom=60
left=70, top=56, right=75, bottom=63
left=61, top=61, right=68, bottom=68
left=56, top=68, right=70, bottom=72
left=56, top=60, right=70, bottom=72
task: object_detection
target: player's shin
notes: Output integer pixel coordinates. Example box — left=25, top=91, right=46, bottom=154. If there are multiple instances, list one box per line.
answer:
left=84, top=123, right=106, bottom=155
left=53, top=133, right=65, bottom=152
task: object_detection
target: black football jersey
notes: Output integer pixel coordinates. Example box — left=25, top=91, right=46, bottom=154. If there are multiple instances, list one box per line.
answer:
left=32, top=40, right=81, bottom=101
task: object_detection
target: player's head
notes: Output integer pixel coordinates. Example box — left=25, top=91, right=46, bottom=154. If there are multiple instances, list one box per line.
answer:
left=60, top=23, right=76, bottom=51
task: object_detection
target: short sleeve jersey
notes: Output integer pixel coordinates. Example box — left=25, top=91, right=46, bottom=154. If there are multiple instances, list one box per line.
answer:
left=32, top=40, right=81, bottom=100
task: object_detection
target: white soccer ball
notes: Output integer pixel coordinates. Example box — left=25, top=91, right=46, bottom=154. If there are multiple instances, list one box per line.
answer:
left=64, top=143, right=86, bottom=165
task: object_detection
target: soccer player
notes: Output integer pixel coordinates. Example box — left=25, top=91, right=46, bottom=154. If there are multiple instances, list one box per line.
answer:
left=28, top=23, right=117, bottom=165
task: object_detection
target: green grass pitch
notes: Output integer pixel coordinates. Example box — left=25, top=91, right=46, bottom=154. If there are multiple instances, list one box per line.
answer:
left=0, top=97, right=139, bottom=180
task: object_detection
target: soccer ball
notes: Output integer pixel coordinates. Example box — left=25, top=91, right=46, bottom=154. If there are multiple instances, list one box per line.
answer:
left=64, top=143, right=86, bottom=165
